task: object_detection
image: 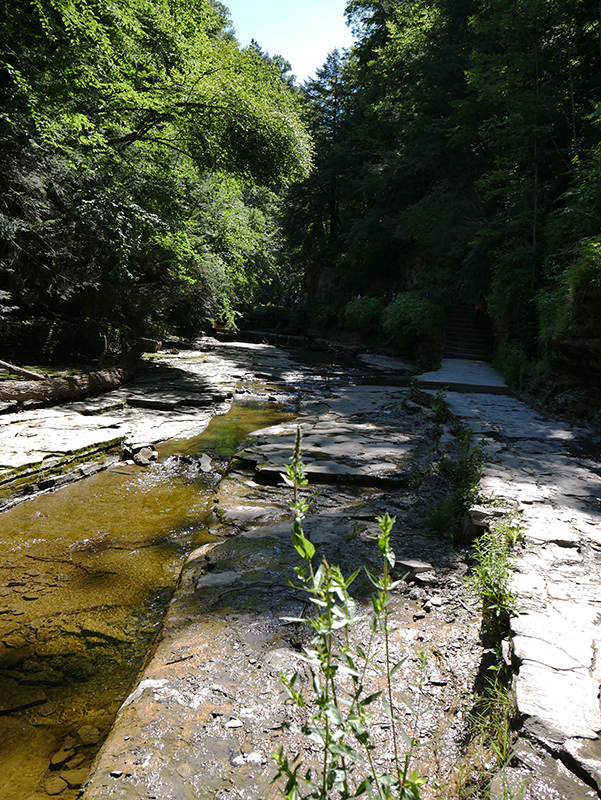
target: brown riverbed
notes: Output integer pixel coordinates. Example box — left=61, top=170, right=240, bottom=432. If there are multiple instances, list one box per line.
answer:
left=2, top=342, right=597, bottom=800
left=0, top=399, right=295, bottom=800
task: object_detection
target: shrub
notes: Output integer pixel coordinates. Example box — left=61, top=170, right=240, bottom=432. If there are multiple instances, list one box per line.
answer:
left=382, top=294, right=442, bottom=358
left=343, top=296, right=383, bottom=335
left=493, top=341, right=529, bottom=390
left=536, top=282, right=571, bottom=342
left=565, top=237, right=601, bottom=294
left=468, top=526, right=518, bottom=643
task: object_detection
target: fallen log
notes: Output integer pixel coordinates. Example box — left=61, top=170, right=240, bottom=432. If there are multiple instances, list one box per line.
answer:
left=0, top=340, right=160, bottom=408
left=0, top=359, right=47, bottom=380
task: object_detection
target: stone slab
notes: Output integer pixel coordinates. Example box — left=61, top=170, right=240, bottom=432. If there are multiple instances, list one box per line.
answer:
left=515, top=662, right=601, bottom=739
left=417, top=358, right=510, bottom=394
left=564, top=738, right=601, bottom=790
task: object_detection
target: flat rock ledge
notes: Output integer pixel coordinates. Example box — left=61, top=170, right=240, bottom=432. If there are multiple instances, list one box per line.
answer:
left=80, top=370, right=488, bottom=800
left=16, top=346, right=599, bottom=798
left=452, top=389, right=601, bottom=793
left=0, top=338, right=276, bottom=510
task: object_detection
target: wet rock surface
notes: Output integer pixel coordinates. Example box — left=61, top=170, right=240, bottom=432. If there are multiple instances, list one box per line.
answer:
left=0, top=338, right=266, bottom=510
left=83, top=351, right=601, bottom=800
left=82, top=378, right=486, bottom=800
left=1, top=340, right=600, bottom=798
left=0, top=339, right=297, bottom=799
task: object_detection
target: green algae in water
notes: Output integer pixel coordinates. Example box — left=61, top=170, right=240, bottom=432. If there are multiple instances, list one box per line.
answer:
left=161, top=398, right=296, bottom=459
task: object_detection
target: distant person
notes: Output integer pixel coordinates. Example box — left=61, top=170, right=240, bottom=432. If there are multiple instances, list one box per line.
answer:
left=474, top=291, right=487, bottom=330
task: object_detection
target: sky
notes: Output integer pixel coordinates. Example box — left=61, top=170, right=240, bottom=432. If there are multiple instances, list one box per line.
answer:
left=222, top=0, right=355, bottom=83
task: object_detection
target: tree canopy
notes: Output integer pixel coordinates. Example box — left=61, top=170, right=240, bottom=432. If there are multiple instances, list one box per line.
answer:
left=3, top=0, right=601, bottom=390
left=0, top=0, right=312, bottom=349
left=282, top=0, right=601, bottom=382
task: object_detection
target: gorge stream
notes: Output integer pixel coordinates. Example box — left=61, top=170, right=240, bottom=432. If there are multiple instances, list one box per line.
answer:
left=0, top=339, right=597, bottom=800
left=0, top=393, right=295, bottom=800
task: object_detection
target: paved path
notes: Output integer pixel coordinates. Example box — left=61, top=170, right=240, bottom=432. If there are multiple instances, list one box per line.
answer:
left=418, top=358, right=510, bottom=394
left=431, top=364, right=601, bottom=793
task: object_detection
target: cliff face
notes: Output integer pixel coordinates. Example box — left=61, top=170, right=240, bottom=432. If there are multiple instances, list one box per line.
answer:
left=553, top=282, right=601, bottom=388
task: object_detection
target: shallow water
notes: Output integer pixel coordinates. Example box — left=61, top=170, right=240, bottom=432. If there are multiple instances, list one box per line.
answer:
left=0, top=399, right=295, bottom=800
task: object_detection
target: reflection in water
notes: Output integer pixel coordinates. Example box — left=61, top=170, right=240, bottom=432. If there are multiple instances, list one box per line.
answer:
left=0, top=399, right=295, bottom=800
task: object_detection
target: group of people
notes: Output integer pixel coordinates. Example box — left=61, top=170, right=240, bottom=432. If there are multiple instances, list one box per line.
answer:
left=274, top=290, right=309, bottom=307
left=353, top=290, right=398, bottom=303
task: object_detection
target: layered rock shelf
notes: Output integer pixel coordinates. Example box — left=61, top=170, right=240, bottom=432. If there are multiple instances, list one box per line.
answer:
left=0, top=340, right=600, bottom=798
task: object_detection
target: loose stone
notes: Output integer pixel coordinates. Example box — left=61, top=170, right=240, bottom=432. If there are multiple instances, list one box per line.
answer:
left=45, top=775, right=68, bottom=795
left=50, top=748, right=72, bottom=767
left=66, top=752, right=86, bottom=768
left=60, top=767, right=89, bottom=788
left=77, top=723, right=100, bottom=745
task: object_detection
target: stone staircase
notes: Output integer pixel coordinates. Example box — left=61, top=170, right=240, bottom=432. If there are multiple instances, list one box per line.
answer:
left=443, top=304, right=491, bottom=361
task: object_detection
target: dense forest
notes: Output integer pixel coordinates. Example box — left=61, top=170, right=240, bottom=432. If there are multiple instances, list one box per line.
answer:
left=284, top=0, right=601, bottom=397
left=1, top=0, right=601, bottom=405
left=0, top=0, right=311, bottom=353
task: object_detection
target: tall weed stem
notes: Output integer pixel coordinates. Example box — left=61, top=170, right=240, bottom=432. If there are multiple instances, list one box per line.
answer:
left=273, top=428, right=427, bottom=799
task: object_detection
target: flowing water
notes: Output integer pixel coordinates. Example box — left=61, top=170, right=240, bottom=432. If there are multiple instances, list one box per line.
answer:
left=0, top=399, right=295, bottom=800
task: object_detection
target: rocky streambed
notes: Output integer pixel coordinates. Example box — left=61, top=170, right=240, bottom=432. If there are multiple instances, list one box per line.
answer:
left=0, top=338, right=599, bottom=800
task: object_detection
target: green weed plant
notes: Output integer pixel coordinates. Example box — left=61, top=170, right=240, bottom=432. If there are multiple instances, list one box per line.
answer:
left=468, top=524, right=518, bottom=643
left=273, top=428, right=427, bottom=800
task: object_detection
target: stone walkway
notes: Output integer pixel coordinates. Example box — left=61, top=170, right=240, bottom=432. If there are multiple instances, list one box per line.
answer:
left=418, top=358, right=510, bottom=395
left=438, top=372, right=601, bottom=794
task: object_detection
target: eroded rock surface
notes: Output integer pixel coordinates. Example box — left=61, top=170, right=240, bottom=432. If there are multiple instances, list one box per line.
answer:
left=2, top=341, right=601, bottom=799
left=455, top=390, right=601, bottom=795
left=82, top=371, right=486, bottom=800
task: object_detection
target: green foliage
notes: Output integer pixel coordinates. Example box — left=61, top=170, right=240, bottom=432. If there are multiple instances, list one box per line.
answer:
left=425, top=491, right=465, bottom=538
left=459, top=515, right=524, bottom=795
left=286, top=0, right=601, bottom=380
left=343, top=296, right=383, bottom=333
left=432, top=388, right=449, bottom=425
left=274, top=430, right=427, bottom=800
left=535, top=281, right=571, bottom=343
left=427, top=423, right=484, bottom=540
left=564, top=237, right=601, bottom=294
left=382, top=294, right=442, bottom=357
left=457, top=667, right=522, bottom=799
left=0, top=0, right=312, bottom=346
left=492, top=342, right=530, bottom=391
left=468, top=528, right=517, bottom=642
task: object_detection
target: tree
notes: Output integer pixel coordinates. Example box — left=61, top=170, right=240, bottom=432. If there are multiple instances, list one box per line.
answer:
left=0, top=0, right=312, bottom=349
left=283, top=49, right=350, bottom=297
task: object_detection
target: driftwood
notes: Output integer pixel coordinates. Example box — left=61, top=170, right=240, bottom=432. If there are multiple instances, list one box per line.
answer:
left=0, top=359, right=47, bottom=380
left=0, top=339, right=160, bottom=408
